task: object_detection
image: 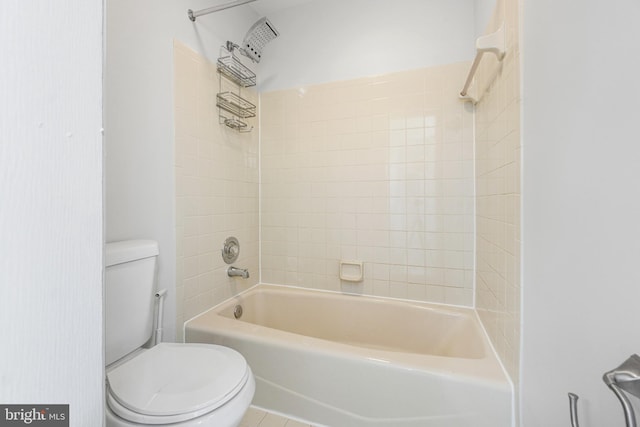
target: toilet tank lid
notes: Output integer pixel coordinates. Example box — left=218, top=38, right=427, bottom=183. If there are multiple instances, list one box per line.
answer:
left=106, top=240, right=159, bottom=267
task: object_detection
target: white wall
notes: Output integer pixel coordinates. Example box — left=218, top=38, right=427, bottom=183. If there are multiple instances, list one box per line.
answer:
left=521, top=1, right=640, bottom=426
left=474, top=0, right=497, bottom=37
left=105, top=0, right=258, bottom=342
left=0, top=0, right=104, bottom=423
left=258, top=0, right=476, bottom=91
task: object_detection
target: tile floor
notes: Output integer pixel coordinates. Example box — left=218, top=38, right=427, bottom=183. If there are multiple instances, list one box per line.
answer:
left=239, top=406, right=319, bottom=427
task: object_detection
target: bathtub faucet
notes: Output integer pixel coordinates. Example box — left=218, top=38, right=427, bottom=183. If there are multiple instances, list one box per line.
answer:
left=227, top=266, right=250, bottom=279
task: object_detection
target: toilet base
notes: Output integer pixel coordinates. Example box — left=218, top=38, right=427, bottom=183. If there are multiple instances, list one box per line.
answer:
left=106, top=368, right=255, bottom=427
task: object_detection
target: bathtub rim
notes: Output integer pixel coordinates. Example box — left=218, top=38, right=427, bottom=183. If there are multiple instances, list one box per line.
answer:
left=184, top=283, right=513, bottom=387
left=186, top=282, right=494, bottom=328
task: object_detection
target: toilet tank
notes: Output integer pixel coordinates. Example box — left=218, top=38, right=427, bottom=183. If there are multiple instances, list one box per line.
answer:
left=105, top=240, right=159, bottom=366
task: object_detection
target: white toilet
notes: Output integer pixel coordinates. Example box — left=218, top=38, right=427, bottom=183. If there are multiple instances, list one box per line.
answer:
left=105, top=240, right=255, bottom=427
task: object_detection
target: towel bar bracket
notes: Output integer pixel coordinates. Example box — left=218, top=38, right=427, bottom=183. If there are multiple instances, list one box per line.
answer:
left=460, top=24, right=506, bottom=103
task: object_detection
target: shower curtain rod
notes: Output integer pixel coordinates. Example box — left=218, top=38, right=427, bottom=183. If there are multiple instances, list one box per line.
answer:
left=188, top=0, right=257, bottom=22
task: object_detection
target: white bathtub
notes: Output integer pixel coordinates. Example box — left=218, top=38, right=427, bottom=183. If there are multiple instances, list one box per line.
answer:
left=185, top=285, right=512, bottom=427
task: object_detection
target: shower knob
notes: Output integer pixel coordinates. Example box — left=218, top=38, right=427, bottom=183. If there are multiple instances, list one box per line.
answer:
left=222, top=237, right=240, bottom=264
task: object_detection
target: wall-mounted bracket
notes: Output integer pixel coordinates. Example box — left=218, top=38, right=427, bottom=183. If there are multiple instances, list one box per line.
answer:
left=459, top=24, right=506, bottom=103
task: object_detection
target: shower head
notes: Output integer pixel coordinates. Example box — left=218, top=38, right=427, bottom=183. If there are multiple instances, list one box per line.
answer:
left=603, top=354, right=640, bottom=427
left=240, top=17, right=279, bottom=63
left=603, top=354, right=640, bottom=398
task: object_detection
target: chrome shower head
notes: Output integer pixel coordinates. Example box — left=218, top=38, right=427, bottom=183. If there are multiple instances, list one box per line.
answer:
left=604, top=354, right=640, bottom=397
left=603, top=354, right=640, bottom=427
left=241, top=17, right=279, bottom=63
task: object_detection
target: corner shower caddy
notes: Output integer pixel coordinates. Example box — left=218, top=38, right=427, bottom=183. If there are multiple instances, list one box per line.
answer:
left=216, top=45, right=256, bottom=132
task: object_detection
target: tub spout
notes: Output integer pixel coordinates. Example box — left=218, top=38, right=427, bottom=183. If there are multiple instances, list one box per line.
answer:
left=227, top=266, right=249, bottom=279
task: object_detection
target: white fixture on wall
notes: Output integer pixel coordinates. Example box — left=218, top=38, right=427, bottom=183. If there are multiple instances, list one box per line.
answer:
left=339, top=261, right=364, bottom=282
left=459, top=23, right=506, bottom=103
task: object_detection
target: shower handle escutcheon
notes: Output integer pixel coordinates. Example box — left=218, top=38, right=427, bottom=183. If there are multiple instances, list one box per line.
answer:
left=222, top=236, right=240, bottom=264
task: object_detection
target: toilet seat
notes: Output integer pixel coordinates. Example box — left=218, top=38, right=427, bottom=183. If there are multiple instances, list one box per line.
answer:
left=107, top=343, right=250, bottom=425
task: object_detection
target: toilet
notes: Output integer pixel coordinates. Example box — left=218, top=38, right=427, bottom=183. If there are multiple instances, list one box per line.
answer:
left=105, top=240, right=255, bottom=427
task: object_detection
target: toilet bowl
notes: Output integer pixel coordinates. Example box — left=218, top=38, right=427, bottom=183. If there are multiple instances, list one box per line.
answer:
left=106, top=343, right=255, bottom=426
left=105, top=240, right=255, bottom=426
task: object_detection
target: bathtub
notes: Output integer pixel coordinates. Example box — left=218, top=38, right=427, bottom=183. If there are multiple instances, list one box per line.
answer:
left=185, top=285, right=512, bottom=427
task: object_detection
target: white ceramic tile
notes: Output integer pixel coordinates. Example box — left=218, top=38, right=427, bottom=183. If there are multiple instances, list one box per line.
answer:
left=260, top=65, right=475, bottom=317
left=259, top=413, right=288, bottom=427
left=239, top=407, right=267, bottom=427
left=174, top=41, right=259, bottom=335
left=284, top=420, right=312, bottom=427
left=473, top=0, right=521, bottom=384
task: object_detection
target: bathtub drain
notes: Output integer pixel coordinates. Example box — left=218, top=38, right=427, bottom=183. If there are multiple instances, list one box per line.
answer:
left=233, top=305, right=243, bottom=319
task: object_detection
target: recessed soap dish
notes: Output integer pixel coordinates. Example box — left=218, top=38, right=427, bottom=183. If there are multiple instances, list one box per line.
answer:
left=339, top=260, right=364, bottom=282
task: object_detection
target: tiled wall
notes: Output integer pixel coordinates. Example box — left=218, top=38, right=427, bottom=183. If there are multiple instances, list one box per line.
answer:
left=174, top=41, right=259, bottom=340
left=172, top=12, right=521, bottom=386
left=260, top=63, right=475, bottom=306
left=474, top=0, right=521, bottom=384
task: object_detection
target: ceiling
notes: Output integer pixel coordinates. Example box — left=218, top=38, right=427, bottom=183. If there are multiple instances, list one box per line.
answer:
left=248, top=0, right=314, bottom=16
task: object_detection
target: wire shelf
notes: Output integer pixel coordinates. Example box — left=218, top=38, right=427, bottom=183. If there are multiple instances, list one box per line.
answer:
left=220, top=116, right=252, bottom=132
left=216, top=92, right=256, bottom=119
left=217, top=54, right=256, bottom=87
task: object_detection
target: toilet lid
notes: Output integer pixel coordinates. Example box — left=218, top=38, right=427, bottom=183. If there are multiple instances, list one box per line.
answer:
left=107, top=343, right=249, bottom=424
